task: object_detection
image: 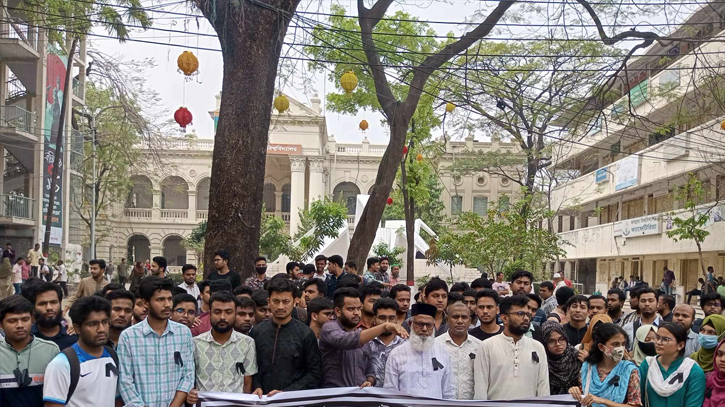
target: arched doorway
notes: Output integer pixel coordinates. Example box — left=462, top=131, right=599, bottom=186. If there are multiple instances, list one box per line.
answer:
left=163, top=235, right=186, bottom=267
left=127, top=235, right=151, bottom=263
left=161, top=176, right=189, bottom=209
left=333, top=182, right=361, bottom=215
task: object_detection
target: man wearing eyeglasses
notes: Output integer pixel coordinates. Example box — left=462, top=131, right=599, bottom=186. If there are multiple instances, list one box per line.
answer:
left=474, top=294, right=550, bottom=400
left=171, top=293, right=199, bottom=328
left=0, top=295, right=60, bottom=407
left=383, top=303, right=455, bottom=399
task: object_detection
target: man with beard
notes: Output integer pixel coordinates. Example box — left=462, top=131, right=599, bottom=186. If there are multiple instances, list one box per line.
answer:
left=286, top=262, right=301, bottom=281
left=384, top=303, right=454, bottom=399
left=390, top=284, right=411, bottom=325
left=105, top=289, right=134, bottom=348
left=587, top=294, right=607, bottom=318
left=607, top=288, right=626, bottom=325
left=171, top=293, right=198, bottom=328
left=307, top=297, right=334, bottom=340
left=623, top=287, right=661, bottom=350
left=474, top=295, right=549, bottom=400
left=672, top=303, right=700, bottom=356
left=250, top=279, right=320, bottom=396
left=621, top=286, right=644, bottom=327
left=118, top=277, right=194, bottom=407
left=377, top=257, right=392, bottom=288
left=191, top=280, right=233, bottom=336
left=358, top=284, right=382, bottom=329
left=562, top=295, right=589, bottom=346
left=363, top=298, right=406, bottom=388
left=178, top=264, right=200, bottom=304
left=208, top=251, right=242, bottom=290
left=44, top=296, right=121, bottom=407
left=131, top=288, right=148, bottom=324
left=235, top=296, right=256, bottom=335
left=149, top=256, right=167, bottom=279
left=436, top=302, right=481, bottom=400
left=462, top=290, right=478, bottom=329
left=469, top=289, right=503, bottom=341
left=693, top=292, right=723, bottom=333
left=0, top=295, right=60, bottom=407
left=193, top=292, right=258, bottom=393
left=64, top=259, right=109, bottom=312
left=319, top=288, right=407, bottom=388
left=657, top=294, right=675, bottom=322
left=29, top=282, right=77, bottom=350
left=510, top=269, right=534, bottom=295
left=389, top=264, right=401, bottom=286
left=244, top=256, right=269, bottom=291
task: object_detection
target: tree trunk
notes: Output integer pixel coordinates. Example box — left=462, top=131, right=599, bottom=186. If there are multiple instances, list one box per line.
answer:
left=43, top=38, right=78, bottom=255
left=347, top=112, right=408, bottom=271
left=400, top=159, right=415, bottom=285
left=197, top=0, right=299, bottom=279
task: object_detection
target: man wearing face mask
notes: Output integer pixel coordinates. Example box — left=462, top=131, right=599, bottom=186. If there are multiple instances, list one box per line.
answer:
left=209, top=250, right=243, bottom=290
left=244, top=256, right=270, bottom=291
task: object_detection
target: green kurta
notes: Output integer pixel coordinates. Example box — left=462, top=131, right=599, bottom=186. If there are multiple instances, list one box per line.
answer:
left=639, top=357, right=706, bottom=407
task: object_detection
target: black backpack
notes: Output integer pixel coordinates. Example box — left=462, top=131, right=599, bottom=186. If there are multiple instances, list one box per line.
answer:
left=62, top=345, right=119, bottom=403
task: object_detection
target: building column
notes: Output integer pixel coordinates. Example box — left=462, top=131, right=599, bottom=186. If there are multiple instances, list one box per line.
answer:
left=274, top=192, right=283, bottom=217
left=308, top=157, right=325, bottom=203
left=188, top=190, right=197, bottom=222
left=151, top=244, right=162, bottom=258
left=152, top=189, right=161, bottom=221
left=289, top=156, right=307, bottom=235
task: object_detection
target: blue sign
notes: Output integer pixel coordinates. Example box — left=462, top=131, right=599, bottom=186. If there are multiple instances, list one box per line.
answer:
left=595, top=168, right=608, bottom=183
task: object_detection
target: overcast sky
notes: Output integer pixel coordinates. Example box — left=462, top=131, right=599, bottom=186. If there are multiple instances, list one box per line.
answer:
left=92, top=0, right=694, bottom=144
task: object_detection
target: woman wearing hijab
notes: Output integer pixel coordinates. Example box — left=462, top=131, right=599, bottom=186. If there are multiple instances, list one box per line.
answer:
left=569, top=323, right=641, bottom=407
left=632, top=324, right=658, bottom=366
left=581, top=314, right=614, bottom=353
left=541, top=320, right=581, bottom=395
left=691, top=314, right=725, bottom=373
left=639, top=322, right=705, bottom=407
left=0, top=257, right=12, bottom=299
left=704, top=337, right=725, bottom=407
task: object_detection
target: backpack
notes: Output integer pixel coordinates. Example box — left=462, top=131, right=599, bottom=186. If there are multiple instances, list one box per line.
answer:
left=62, top=345, right=119, bottom=403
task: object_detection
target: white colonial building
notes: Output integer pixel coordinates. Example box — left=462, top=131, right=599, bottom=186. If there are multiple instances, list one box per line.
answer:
left=550, top=5, right=725, bottom=295
left=96, top=93, right=521, bottom=271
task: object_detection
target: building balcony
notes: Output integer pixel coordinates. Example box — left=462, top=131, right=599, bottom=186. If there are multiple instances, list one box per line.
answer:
left=161, top=209, right=189, bottom=220
left=72, top=77, right=85, bottom=105
left=0, top=18, right=40, bottom=62
left=0, top=105, right=36, bottom=141
left=0, top=194, right=34, bottom=225
left=123, top=208, right=152, bottom=219
left=196, top=210, right=208, bottom=221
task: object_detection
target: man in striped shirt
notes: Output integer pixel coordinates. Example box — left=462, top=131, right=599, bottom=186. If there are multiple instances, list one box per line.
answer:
left=118, top=276, right=195, bottom=407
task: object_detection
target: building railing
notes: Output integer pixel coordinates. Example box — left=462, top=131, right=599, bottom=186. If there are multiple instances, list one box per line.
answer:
left=124, top=208, right=152, bottom=219
left=6, top=77, right=26, bottom=100
left=196, top=210, right=208, bottom=220
left=0, top=18, right=38, bottom=51
left=161, top=209, right=189, bottom=219
left=347, top=215, right=356, bottom=225
left=281, top=213, right=290, bottom=221
left=0, top=194, right=33, bottom=219
left=0, top=105, right=35, bottom=134
left=72, top=77, right=84, bottom=99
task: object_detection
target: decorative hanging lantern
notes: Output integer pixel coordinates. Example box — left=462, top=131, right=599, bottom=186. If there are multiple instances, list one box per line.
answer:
left=445, top=102, right=455, bottom=113
left=721, top=119, right=725, bottom=131
left=386, top=197, right=393, bottom=205
left=340, top=71, right=358, bottom=94
left=359, top=120, right=369, bottom=132
left=274, top=94, right=290, bottom=113
left=174, top=107, right=193, bottom=130
left=403, top=146, right=408, bottom=154
left=416, top=153, right=423, bottom=162
left=177, top=51, right=199, bottom=76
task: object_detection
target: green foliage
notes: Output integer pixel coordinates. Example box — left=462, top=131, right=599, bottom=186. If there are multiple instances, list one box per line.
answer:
left=182, top=221, right=206, bottom=265
left=259, top=215, right=289, bottom=262
left=372, top=242, right=405, bottom=266
left=666, top=174, right=711, bottom=255
left=432, top=192, right=566, bottom=278
left=286, top=198, right=348, bottom=262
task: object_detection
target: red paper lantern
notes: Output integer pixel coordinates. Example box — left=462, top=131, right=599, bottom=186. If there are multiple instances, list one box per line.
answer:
left=403, top=146, right=408, bottom=154
left=387, top=197, right=393, bottom=205
left=174, top=107, right=193, bottom=130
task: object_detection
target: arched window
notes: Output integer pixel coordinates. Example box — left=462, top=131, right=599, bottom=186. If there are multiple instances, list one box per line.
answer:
left=161, top=176, right=189, bottom=209
left=263, top=183, right=276, bottom=212
left=196, top=178, right=211, bottom=211
left=333, top=182, right=361, bottom=215
left=125, top=176, right=153, bottom=208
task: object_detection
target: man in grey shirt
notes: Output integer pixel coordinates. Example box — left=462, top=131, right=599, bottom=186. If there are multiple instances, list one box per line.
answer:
left=319, top=287, right=407, bottom=388
left=672, top=304, right=700, bottom=356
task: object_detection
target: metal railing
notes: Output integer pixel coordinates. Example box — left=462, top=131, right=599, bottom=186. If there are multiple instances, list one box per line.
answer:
left=72, top=77, right=84, bottom=99
left=6, top=77, right=26, bottom=100
left=0, top=18, right=38, bottom=51
left=1, top=194, right=33, bottom=219
left=0, top=105, right=35, bottom=134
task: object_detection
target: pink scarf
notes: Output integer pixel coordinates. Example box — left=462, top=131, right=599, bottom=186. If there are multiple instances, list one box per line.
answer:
left=705, top=338, right=725, bottom=407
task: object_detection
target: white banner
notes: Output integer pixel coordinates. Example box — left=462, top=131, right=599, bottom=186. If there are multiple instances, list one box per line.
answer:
left=196, top=387, right=579, bottom=406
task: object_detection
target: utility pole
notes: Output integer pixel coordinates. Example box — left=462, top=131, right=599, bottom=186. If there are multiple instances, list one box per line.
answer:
left=90, top=115, right=96, bottom=259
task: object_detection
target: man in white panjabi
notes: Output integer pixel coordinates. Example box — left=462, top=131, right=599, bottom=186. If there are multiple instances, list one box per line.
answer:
left=383, top=303, right=455, bottom=399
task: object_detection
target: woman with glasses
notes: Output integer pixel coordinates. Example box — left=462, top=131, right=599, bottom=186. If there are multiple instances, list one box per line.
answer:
left=541, top=320, right=580, bottom=395
left=569, top=323, right=641, bottom=407
left=704, top=337, right=725, bottom=407
left=632, top=325, right=658, bottom=366
left=638, top=322, right=705, bottom=407
left=691, top=314, right=725, bottom=373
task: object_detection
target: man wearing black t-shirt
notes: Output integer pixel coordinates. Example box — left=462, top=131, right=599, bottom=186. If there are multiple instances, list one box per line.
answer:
left=207, top=250, right=242, bottom=289
left=468, top=289, right=504, bottom=341
left=562, top=295, right=589, bottom=346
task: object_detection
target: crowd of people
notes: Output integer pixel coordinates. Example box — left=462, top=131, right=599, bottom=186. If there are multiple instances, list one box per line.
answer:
left=2, top=248, right=725, bottom=407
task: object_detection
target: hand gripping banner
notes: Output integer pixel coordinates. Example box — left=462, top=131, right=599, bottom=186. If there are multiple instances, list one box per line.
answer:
left=196, top=387, right=579, bottom=406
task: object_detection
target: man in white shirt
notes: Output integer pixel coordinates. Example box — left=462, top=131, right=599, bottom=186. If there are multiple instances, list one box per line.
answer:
left=436, top=302, right=481, bottom=400
left=384, top=303, right=455, bottom=399
left=474, top=294, right=549, bottom=400
left=178, top=264, right=201, bottom=308
left=53, top=260, right=68, bottom=297
left=27, top=243, right=41, bottom=278
left=552, top=273, right=567, bottom=295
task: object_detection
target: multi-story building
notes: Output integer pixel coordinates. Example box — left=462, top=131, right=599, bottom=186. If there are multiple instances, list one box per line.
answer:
left=0, top=3, right=87, bottom=257
left=97, top=92, right=521, bottom=270
left=550, top=5, right=725, bottom=295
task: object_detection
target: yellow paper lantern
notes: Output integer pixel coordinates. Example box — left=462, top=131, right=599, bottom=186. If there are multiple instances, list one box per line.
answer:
left=721, top=119, right=725, bottom=131
left=340, top=71, right=358, bottom=94
left=416, top=154, right=423, bottom=162
left=445, top=102, right=455, bottom=113
left=359, top=120, right=369, bottom=131
left=177, top=51, right=199, bottom=76
left=274, top=94, right=289, bottom=113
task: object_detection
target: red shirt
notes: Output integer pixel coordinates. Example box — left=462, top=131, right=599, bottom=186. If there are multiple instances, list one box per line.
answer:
left=190, top=312, right=211, bottom=336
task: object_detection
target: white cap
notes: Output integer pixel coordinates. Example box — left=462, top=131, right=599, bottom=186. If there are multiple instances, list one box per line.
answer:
left=553, top=273, right=562, bottom=279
